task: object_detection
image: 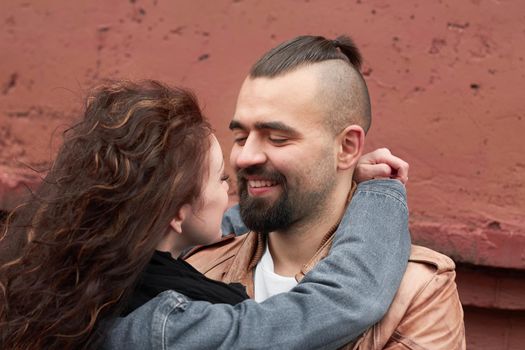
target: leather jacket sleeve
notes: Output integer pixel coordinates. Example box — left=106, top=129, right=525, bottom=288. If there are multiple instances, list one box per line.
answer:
left=102, top=179, right=411, bottom=350
left=353, top=245, right=465, bottom=350
left=382, top=268, right=465, bottom=350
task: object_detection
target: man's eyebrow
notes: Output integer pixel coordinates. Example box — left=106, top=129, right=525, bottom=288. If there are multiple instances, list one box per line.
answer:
left=254, top=121, right=298, bottom=134
left=229, top=120, right=245, bottom=130
left=229, top=120, right=299, bottom=135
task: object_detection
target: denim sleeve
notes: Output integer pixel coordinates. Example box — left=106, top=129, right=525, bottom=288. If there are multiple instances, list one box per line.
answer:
left=221, top=204, right=248, bottom=236
left=103, top=179, right=410, bottom=350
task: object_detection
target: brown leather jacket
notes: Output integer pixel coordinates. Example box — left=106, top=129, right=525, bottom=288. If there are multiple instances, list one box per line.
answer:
left=185, top=232, right=466, bottom=350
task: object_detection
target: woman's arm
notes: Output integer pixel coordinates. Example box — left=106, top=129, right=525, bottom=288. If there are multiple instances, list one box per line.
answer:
left=103, top=179, right=410, bottom=350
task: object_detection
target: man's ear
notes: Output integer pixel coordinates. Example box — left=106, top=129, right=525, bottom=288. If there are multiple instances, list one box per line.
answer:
left=337, top=125, right=365, bottom=170
left=169, top=204, right=191, bottom=234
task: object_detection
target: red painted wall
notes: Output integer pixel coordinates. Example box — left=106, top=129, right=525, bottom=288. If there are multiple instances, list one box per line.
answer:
left=1, top=1, right=524, bottom=348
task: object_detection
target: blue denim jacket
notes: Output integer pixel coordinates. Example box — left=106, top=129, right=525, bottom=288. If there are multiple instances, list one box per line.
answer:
left=102, top=180, right=410, bottom=350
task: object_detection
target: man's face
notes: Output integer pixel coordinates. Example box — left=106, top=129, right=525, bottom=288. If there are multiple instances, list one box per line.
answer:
left=229, top=66, right=337, bottom=233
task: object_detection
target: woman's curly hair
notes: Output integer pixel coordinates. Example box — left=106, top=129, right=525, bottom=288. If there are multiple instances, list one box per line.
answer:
left=0, top=80, right=212, bottom=349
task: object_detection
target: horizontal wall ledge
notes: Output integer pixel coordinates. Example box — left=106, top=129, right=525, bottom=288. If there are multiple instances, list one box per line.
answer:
left=411, top=222, right=525, bottom=270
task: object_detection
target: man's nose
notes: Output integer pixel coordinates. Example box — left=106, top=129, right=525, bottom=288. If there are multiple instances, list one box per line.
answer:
left=234, top=136, right=267, bottom=169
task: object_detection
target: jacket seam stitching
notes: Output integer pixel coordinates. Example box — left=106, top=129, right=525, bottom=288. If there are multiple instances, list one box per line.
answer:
left=202, top=254, right=236, bottom=274
left=356, top=189, right=408, bottom=212
left=410, top=271, right=439, bottom=302
left=391, top=330, right=429, bottom=350
left=161, top=297, right=187, bottom=350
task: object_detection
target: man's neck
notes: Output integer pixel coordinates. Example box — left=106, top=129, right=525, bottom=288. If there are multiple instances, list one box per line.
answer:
left=267, top=182, right=352, bottom=277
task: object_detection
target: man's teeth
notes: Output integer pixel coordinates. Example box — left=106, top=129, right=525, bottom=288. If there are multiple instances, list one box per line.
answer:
left=248, top=180, right=277, bottom=188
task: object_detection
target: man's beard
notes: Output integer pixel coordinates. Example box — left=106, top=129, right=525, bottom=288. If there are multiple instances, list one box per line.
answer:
left=237, top=165, right=334, bottom=234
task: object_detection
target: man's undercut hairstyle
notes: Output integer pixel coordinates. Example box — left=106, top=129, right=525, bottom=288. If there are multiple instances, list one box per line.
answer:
left=250, top=35, right=372, bottom=133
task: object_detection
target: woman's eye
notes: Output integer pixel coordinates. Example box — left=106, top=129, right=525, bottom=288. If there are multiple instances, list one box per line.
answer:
left=220, top=174, right=230, bottom=182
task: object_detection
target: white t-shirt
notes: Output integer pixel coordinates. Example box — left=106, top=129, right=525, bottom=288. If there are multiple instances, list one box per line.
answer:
left=254, top=243, right=298, bottom=302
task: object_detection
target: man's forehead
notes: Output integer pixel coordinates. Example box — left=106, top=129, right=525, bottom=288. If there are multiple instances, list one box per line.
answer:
left=233, top=70, right=325, bottom=128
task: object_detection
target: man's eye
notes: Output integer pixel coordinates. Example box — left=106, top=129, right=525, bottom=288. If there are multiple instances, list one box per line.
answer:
left=234, top=137, right=247, bottom=145
left=269, top=137, right=288, bottom=144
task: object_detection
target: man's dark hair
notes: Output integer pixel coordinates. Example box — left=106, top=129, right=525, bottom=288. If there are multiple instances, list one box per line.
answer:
left=250, top=35, right=362, bottom=77
left=250, top=35, right=371, bottom=133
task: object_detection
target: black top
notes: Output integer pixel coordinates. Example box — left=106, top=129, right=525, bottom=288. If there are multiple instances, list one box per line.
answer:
left=123, top=250, right=249, bottom=316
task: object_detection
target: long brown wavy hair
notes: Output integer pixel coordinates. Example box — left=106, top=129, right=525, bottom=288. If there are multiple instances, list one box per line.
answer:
left=0, top=80, right=212, bottom=349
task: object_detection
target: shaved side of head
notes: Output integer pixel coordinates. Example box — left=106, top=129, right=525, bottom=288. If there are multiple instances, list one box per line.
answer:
left=314, top=60, right=371, bottom=134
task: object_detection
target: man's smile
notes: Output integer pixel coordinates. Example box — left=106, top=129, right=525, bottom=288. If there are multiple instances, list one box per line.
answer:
left=242, top=176, right=282, bottom=197
left=248, top=179, right=278, bottom=188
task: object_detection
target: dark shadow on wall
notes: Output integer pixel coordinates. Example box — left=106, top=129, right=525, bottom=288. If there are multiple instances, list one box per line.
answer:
left=464, top=306, right=525, bottom=350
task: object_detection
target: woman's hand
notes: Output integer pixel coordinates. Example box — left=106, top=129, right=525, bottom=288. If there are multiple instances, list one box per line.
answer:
left=354, top=148, right=409, bottom=184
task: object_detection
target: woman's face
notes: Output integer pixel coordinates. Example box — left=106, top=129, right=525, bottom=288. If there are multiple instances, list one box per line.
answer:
left=181, top=135, right=230, bottom=245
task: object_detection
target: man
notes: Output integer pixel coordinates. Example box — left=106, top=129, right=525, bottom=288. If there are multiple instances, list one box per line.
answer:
left=186, top=35, right=465, bottom=349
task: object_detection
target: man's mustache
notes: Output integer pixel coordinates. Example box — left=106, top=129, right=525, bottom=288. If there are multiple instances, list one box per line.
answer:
left=236, top=166, right=286, bottom=184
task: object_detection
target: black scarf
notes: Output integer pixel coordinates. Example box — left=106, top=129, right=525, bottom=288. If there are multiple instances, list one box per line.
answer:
left=122, top=250, right=249, bottom=316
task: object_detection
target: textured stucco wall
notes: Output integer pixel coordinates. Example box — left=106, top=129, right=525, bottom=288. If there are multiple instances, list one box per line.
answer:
left=2, top=0, right=523, bottom=268
left=1, top=1, right=524, bottom=347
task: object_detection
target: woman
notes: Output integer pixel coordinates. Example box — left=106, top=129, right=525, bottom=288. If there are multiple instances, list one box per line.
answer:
left=0, top=80, right=409, bottom=349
